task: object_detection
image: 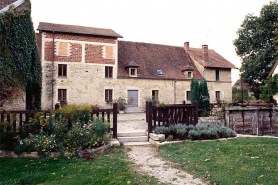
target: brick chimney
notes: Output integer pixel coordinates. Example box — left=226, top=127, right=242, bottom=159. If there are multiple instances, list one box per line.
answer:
left=202, top=45, right=208, bottom=62
left=184, top=42, right=189, bottom=51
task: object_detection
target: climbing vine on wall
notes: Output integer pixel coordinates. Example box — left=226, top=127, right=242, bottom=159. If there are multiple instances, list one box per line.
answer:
left=0, top=1, right=41, bottom=109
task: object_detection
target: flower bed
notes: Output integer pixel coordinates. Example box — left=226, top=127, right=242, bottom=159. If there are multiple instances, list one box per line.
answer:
left=154, top=122, right=236, bottom=141
left=1, top=104, right=111, bottom=157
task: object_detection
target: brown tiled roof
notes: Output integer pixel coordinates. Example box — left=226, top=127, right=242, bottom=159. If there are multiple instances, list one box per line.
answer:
left=233, top=79, right=253, bottom=92
left=267, top=60, right=278, bottom=79
left=118, top=41, right=203, bottom=80
left=37, top=22, right=123, bottom=38
left=0, top=0, right=17, bottom=9
left=181, top=66, right=195, bottom=71
left=187, top=48, right=236, bottom=69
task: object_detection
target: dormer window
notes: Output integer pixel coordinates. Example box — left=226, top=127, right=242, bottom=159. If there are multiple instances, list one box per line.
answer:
left=125, top=61, right=140, bottom=78
left=129, top=68, right=137, bottom=77
left=182, top=66, right=194, bottom=79
left=157, top=70, right=164, bottom=76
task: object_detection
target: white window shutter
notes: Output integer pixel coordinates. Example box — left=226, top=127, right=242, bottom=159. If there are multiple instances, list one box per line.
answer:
left=212, top=91, right=215, bottom=101
left=221, top=91, right=224, bottom=100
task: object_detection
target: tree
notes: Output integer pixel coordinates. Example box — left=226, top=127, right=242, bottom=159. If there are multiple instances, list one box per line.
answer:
left=233, top=1, right=278, bottom=98
left=259, top=74, right=278, bottom=102
left=190, top=79, right=210, bottom=116
left=199, top=79, right=210, bottom=116
left=190, top=78, right=199, bottom=104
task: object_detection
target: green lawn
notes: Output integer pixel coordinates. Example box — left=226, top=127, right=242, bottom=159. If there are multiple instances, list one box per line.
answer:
left=159, top=137, right=278, bottom=185
left=0, top=147, right=160, bottom=185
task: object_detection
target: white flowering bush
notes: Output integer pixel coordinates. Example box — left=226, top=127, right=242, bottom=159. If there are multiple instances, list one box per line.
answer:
left=18, top=130, right=59, bottom=155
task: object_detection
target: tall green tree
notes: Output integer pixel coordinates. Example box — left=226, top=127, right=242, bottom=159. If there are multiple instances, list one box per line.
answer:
left=190, top=78, right=199, bottom=104
left=233, top=1, right=278, bottom=98
left=199, top=79, right=210, bottom=115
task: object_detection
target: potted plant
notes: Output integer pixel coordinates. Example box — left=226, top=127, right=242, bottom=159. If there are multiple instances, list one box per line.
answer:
left=115, top=97, right=127, bottom=113
left=91, top=104, right=101, bottom=111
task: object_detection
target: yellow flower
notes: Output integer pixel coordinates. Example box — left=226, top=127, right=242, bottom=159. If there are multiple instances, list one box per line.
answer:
left=43, top=141, right=46, bottom=144
left=68, top=157, right=70, bottom=159
left=42, top=149, right=45, bottom=151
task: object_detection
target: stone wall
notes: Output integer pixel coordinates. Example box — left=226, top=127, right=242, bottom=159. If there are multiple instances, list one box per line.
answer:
left=1, top=93, right=25, bottom=111
left=224, top=106, right=278, bottom=135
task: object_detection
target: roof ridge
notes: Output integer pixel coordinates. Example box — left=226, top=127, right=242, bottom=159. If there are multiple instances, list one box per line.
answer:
left=119, top=40, right=184, bottom=48
left=38, top=22, right=114, bottom=32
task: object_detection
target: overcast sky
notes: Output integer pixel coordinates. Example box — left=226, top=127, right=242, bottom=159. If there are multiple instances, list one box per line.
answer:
left=31, top=0, right=273, bottom=83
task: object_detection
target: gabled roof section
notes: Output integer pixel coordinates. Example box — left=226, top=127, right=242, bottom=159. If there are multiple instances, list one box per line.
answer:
left=125, top=61, right=140, bottom=68
left=118, top=41, right=203, bottom=80
left=233, top=79, right=253, bottom=92
left=0, top=0, right=25, bottom=13
left=37, top=22, right=123, bottom=38
left=186, top=48, right=236, bottom=69
left=267, top=60, right=278, bottom=79
left=181, top=66, right=195, bottom=71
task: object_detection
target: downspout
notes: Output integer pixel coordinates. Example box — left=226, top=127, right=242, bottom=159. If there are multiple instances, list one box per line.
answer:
left=174, top=80, right=177, bottom=104
left=52, top=31, right=55, bottom=110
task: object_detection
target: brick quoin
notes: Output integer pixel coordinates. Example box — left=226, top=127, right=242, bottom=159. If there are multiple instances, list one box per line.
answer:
left=44, top=32, right=116, bottom=44
left=44, top=41, right=82, bottom=63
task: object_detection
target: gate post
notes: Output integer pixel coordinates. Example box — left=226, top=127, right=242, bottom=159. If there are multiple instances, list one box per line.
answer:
left=193, top=100, right=198, bottom=124
left=148, top=101, right=153, bottom=139
left=113, top=103, right=118, bottom=139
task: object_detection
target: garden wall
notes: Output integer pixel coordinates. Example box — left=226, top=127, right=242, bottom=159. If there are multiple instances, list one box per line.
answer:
left=224, top=106, right=278, bottom=136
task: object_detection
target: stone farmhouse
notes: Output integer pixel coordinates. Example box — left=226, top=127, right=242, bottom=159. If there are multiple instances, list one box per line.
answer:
left=36, top=22, right=236, bottom=110
left=267, top=60, right=278, bottom=102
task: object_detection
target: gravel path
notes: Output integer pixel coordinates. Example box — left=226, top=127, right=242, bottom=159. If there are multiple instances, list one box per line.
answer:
left=127, top=146, right=204, bottom=185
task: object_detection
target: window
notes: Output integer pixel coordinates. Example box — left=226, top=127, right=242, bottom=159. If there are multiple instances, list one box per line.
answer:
left=157, top=70, right=164, bottom=76
left=105, top=89, right=113, bottom=101
left=216, top=91, right=221, bottom=101
left=129, top=68, right=137, bottom=77
left=105, top=66, right=113, bottom=78
left=186, top=91, right=191, bottom=101
left=152, top=90, right=159, bottom=101
left=58, top=64, right=67, bottom=77
left=188, top=72, right=192, bottom=79
left=58, top=89, right=67, bottom=101
left=216, top=70, right=220, bottom=81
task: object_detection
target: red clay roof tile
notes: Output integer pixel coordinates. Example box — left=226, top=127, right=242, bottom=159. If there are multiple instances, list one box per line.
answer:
left=118, top=41, right=203, bottom=80
left=187, top=48, right=236, bottom=69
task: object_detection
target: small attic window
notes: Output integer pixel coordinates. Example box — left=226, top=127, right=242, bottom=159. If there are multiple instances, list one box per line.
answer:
left=157, top=70, right=164, bottom=76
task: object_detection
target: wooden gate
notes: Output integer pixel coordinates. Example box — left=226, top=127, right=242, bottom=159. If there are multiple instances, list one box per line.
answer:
left=146, top=101, right=198, bottom=135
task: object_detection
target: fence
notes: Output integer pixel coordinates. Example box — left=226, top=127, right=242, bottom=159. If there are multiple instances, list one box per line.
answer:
left=146, top=101, right=198, bottom=135
left=224, top=106, right=278, bottom=136
left=0, top=103, right=118, bottom=138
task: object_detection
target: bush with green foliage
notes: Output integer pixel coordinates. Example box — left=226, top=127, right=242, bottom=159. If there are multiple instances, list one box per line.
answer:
left=154, top=122, right=236, bottom=140
left=259, top=74, right=278, bottom=102
left=114, top=97, right=127, bottom=111
left=232, top=86, right=250, bottom=103
left=13, top=104, right=110, bottom=156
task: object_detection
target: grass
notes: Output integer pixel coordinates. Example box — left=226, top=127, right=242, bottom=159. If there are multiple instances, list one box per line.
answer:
left=0, top=147, right=160, bottom=185
left=159, top=137, right=278, bottom=185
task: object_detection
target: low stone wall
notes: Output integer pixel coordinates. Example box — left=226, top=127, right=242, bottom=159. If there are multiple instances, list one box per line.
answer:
left=224, top=106, right=278, bottom=136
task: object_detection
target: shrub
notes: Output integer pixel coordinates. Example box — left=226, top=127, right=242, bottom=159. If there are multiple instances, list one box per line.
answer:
left=0, top=121, right=17, bottom=150
left=154, top=122, right=237, bottom=141
left=114, top=97, right=127, bottom=111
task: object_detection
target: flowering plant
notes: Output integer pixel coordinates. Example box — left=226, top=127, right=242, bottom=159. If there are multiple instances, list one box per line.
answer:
left=18, top=130, right=59, bottom=155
